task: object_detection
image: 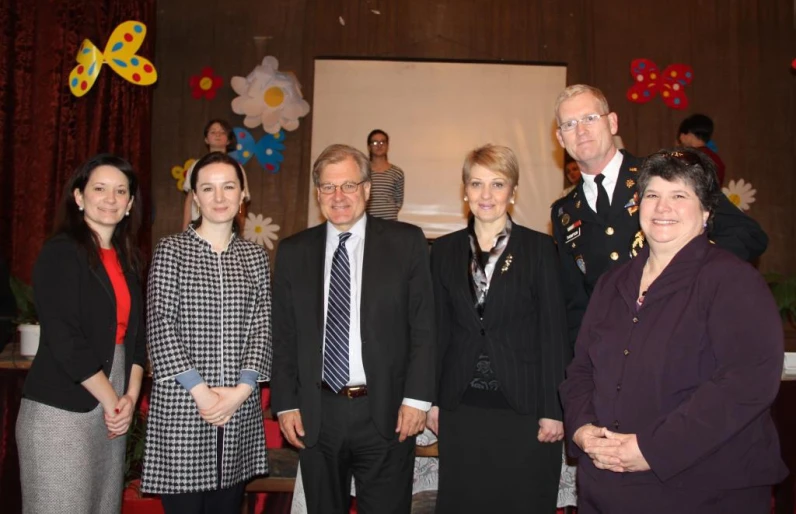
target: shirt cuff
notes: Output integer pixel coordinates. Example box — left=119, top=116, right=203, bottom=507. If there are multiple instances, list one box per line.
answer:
left=238, top=369, right=259, bottom=391
left=402, top=398, right=432, bottom=412
left=175, top=369, right=204, bottom=392
left=277, top=408, right=300, bottom=416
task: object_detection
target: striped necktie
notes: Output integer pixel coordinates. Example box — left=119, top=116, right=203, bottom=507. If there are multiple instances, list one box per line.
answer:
left=323, top=232, right=352, bottom=392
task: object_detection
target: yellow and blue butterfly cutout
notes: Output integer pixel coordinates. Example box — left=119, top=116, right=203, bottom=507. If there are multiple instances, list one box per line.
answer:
left=69, top=21, right=157, bottom=97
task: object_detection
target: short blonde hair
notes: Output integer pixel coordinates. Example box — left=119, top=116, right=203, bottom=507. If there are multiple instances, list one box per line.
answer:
left=554, top=84, right=611, bottom=123
left=311, top=144, right=371, bottom=186
left=462, top=144, right=519, bottom=187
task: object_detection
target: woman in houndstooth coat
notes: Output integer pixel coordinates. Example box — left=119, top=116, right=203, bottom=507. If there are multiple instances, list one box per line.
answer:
left=142, top=152, right=272, bottom=513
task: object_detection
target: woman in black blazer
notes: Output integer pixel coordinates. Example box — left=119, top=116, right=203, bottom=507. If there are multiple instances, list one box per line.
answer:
left=427, top=145, right=570, bottom=513
left=17, top=154, right=146, bottom=513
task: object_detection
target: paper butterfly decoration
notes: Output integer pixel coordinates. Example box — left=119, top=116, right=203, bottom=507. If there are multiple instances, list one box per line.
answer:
left=69, top=21, right=157, bottom=97
left=626, top=59, right=693, bottom=110
left=229, top=128, right=286, bottom=173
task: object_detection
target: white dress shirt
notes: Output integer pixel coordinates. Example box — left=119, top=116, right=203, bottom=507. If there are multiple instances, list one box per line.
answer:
left=324, top=216, right=430, bottom=412
left=580, top=149, right=624, bottom=212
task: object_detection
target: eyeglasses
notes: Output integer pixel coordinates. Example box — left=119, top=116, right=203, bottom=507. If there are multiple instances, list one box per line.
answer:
left=318, top=180, right=368, bottom=195
left=369, top=140, right=387, bottom=147
left=558, top=114, right=609, bottom=132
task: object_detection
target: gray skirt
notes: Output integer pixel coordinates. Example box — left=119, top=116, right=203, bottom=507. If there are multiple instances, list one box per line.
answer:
left=17, top=344, right=127, bottom=514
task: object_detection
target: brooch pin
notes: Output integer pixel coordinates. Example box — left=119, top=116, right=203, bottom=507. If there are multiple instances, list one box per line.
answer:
left=501, top=253, right=513, bottom=274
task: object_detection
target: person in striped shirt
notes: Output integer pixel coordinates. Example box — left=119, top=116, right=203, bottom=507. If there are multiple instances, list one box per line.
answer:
left=366, top=129, right=405, bottom=220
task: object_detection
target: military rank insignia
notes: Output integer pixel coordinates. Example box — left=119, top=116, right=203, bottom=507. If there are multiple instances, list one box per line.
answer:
left=626, top=179, right=635, bottom=188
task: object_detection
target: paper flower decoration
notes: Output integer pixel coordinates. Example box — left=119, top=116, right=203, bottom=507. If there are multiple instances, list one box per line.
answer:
left=626, top=59, right=692, bottom=110
left=171, top=158, right=197, bottom=191
left=722, top=179, right=756, bottom=211
left=244, top=213, right=280, bottom=250
left=189, top=67, right=223, bottom=100
left=229, top=127, right=286, bottom=172
left=230, top=56, right=310, bottom=134
left=68, top=21, right=157, bottom=97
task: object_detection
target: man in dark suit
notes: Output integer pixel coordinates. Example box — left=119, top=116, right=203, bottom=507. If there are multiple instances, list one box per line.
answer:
left=550, top=84, right=768, bottom=347
left=271, top=144, right=435, bottom=514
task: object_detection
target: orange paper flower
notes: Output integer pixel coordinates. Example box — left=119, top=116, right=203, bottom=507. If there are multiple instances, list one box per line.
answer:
left=189, top=66, right=223, bottom=100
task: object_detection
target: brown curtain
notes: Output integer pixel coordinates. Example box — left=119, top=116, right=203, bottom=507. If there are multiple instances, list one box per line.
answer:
left=0, top=1, right=154, bottom=510
left=0, top=0, right=155, bottom=283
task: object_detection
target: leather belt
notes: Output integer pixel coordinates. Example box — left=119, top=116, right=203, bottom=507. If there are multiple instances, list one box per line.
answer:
left=322, top=382, right=368, bottom=399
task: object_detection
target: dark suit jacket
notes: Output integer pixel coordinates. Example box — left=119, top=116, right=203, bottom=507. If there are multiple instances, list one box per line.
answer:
left=551, top=150, right=769, bottom=347
left=560, top=235, right=787, bottom=493
left=431, top=223, right=570, bottom=420
left=23, top=234, right=146, bottom=412
left=271, top=216, right=435, bottom=446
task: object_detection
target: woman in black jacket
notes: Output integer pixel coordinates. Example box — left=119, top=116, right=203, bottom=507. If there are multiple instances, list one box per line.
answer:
left=16, top=154, right=146, bottom=513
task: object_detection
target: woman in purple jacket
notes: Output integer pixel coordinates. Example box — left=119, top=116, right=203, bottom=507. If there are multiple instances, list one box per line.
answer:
left=560, top=148, right=786, bottom=514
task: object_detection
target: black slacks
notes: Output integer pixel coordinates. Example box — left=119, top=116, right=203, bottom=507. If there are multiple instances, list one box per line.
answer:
left=436, top=403, right=562, bottom=514
left=160, top=482, right=246, bottom=514
left=300, top=389, right=415, bottom=514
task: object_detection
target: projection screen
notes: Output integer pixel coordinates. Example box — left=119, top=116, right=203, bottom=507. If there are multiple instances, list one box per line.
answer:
left=308, top=59, right=567, bottom=238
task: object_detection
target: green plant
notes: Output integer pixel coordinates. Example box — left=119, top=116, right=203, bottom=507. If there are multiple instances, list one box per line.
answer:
left=124, top=409, right=147, bottom=491
left=9, top=276, right=37, bottom=324
left=765, top=272, right=796, bottom=322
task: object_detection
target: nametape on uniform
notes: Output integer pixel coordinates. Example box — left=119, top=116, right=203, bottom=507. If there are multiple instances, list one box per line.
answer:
left=566, top=228, right=581, bottom=243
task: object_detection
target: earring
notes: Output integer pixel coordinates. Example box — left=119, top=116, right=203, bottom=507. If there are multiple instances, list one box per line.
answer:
left=510, top=198, right=515, bottom=205
left=78, top=206, right=84, bottom=212
left=125, top=211, right=130, bottom=217
left=239, top=204, right=242, bottom=214
left=463, top=196, right=468, bottom=202
left=703, top=221, right=707, bottom=228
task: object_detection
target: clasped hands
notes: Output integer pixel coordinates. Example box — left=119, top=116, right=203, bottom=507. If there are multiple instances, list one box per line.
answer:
left=573, top=423, right=650, bottom=473
left=192, top=384, right=251, bottom=427
left=103, top=393, right=137, bottom=439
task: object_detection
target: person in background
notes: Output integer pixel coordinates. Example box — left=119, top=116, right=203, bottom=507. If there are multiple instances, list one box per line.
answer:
left=677, top=113, right=725, bottom=185
left=17, top=154, right=146, bottom=513
left=143, top=152, right=272, bottom=513
left=561, top=152, right=581, bottom=197
left=182, top=119, right=251, bottom=230
left=560, top=148, right=786, bottom=513
left=428, top=144, right=569, bottom=513
left=365, top=129, right=405, bottom=220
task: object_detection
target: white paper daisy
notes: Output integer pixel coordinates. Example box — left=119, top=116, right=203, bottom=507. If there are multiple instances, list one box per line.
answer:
left=722, top=179, right=756, bottom=211
left=230, top=56, right=310, bottom=134
left=243, top=213, right=280, bottom=250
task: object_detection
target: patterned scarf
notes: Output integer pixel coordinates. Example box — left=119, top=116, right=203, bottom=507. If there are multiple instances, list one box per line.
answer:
left=467, top=215, right=512, bottom=317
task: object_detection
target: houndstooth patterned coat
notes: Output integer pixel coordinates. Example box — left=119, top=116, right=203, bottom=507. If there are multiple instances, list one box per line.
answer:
left=141, top=229, right=272, bottom=494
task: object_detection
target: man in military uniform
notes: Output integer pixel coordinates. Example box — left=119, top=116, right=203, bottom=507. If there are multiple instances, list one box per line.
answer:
left=550, top=84, right=768, bottom=347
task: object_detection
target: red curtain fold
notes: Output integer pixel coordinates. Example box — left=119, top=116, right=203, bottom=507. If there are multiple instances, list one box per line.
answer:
left=0, top=0, right=155, bottom=283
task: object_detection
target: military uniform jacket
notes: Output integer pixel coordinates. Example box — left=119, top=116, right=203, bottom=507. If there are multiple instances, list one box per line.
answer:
left=551, top=151, right=769, bottom=348
left=142, top=230, right=273, bottom=494
left=551, top=152, right=643, bottom=346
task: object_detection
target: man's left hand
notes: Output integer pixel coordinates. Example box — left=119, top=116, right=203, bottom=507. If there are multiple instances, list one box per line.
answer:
left=395, top=404, right=426, bottom=442
left=538, top=418, right=564, bottom=443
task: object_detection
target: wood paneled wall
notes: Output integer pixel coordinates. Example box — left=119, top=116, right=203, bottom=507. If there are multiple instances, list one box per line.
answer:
left=152, top=0, right=795, bottom=273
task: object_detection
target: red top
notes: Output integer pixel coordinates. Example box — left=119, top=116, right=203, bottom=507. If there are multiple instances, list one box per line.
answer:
left=99, top=247, right=130, bottom=345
